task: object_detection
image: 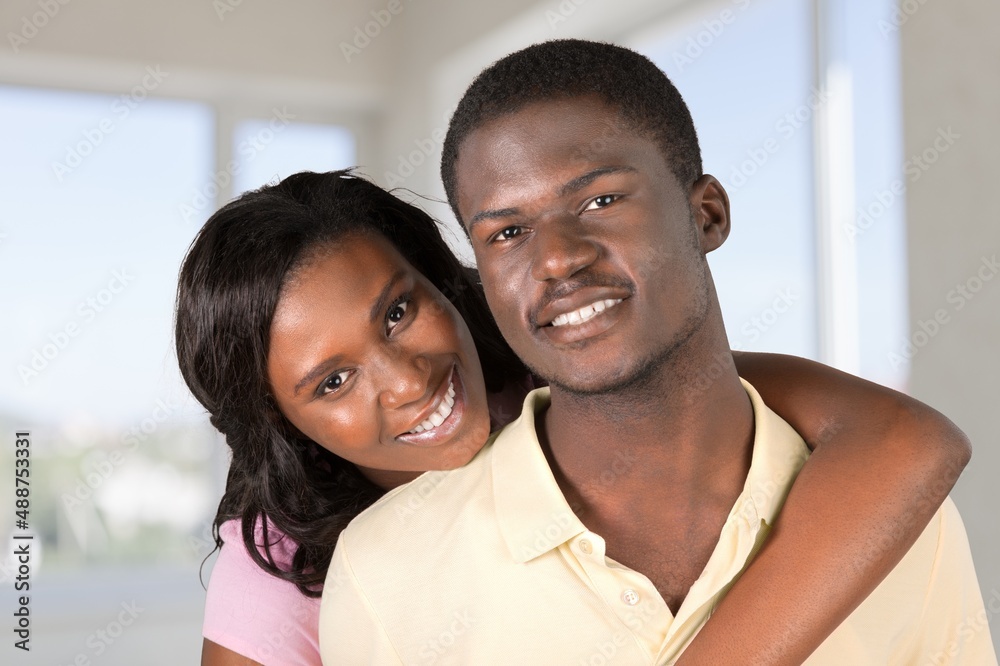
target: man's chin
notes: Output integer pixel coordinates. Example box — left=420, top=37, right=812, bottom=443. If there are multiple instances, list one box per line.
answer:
left=539, top=345, right=682, bottom=400
left=544, top=365, right=650, bottom=398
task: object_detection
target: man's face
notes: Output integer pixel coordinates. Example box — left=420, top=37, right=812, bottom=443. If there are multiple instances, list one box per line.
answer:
left=454, top=95, right=721, bottom=395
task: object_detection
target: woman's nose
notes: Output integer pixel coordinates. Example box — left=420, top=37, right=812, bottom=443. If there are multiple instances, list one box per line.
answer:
left=377, top=351, right=433, bottom=410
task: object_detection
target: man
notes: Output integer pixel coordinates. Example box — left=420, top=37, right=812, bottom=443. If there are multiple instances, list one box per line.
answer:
left=320, top=40, right=995, bottom=664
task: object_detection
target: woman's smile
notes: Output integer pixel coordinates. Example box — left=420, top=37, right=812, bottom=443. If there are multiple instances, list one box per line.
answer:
left=267, top=233, right=491, bottom=476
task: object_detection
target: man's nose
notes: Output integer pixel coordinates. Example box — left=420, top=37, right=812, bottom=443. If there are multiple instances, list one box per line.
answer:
left=529, top=214, right=600, bottom=282
left=378, top=350, right=433, bottom=410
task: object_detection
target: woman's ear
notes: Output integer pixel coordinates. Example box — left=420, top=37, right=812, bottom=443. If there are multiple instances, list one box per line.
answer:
left=689, top=174, right=731, bottom=254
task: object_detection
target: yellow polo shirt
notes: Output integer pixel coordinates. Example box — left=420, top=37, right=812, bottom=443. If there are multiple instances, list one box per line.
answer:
left=319, top=381, right=996, bottom=665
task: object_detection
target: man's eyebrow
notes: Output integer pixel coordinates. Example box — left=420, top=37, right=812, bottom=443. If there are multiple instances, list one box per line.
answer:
left=292, top=269, right=407, bottom=397
left=558, top=166, right=636, bottom=197
left=467, top=166, right=636, bottom=231
left=468, top=207, right=519, bottom=231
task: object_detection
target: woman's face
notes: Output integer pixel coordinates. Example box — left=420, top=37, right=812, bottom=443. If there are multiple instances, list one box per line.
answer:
left=267, top=233, right=491, bottom=487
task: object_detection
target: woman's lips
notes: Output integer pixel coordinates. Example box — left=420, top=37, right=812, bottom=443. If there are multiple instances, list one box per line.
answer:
left=396, top=365, right=466, bottom=447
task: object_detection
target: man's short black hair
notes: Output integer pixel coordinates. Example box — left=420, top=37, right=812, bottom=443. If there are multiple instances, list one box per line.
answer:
left=440, top=39, right=703, bottom=225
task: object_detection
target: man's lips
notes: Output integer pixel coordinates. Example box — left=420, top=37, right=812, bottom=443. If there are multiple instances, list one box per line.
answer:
left=533, top=286, right=632, bottom=329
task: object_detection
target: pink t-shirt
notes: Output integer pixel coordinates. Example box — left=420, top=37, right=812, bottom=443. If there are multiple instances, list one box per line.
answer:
left=203, top=519, right=321, bottom=665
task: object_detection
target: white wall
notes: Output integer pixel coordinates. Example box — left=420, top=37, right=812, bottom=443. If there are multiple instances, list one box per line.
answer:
left=901, top=0, right=1000, bottom=650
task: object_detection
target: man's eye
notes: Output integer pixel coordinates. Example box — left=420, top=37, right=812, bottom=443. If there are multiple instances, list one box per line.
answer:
left=386, top=299, right=409, bottom=333
left=320, top=370, right=351, bottom=396
left=585, top=194, right=617, bottom=210
left=493, top=226, right=524, bottom=242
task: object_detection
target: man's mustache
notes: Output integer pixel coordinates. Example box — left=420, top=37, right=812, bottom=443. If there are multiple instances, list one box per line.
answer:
left=529, top=271, right=635, bottom=328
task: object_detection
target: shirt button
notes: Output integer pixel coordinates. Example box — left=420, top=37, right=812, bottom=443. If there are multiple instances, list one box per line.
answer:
left=622, top=589, right=640, bottom=606
left=578, top=539, right=593, bottom=554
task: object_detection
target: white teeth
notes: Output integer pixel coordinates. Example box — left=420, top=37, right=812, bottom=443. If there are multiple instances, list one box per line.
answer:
left=406, top=380, right=456, bottom=434
left=550, top=299, right=622, bottom=327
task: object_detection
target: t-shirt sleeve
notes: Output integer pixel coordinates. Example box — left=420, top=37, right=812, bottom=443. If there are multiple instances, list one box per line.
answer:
left=203, top=520, right=322, bottom=665
left=902, top=499, right=998, bottom=665
left=319, top=536, right=402, bottom=665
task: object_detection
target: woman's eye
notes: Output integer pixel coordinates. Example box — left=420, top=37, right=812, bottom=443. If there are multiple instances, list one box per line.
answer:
left=386, top=299, right=409, bottom=333
left=320, top=370, right=351, bottom=396
left=585, top=194, right=617, bottom=210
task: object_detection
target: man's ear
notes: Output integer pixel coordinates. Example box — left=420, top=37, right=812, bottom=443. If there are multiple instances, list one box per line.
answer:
left=689, top=174, right=731, bottom=254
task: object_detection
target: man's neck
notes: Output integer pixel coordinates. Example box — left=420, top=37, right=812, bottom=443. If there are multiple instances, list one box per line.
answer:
left=541, top=346, right=753, bottom=501
left=537, top=336, right=756, bottom=613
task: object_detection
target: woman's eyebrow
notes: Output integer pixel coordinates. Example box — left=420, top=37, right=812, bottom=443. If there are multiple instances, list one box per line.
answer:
left=368, top=270, right=407, bottom=324
left=292, top=269, right=409, bottom=397
left=294, top=354, right=345, bottom=397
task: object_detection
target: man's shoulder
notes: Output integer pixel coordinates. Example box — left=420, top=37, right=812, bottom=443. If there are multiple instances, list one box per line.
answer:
left=340, top=434, right=500, bottom=552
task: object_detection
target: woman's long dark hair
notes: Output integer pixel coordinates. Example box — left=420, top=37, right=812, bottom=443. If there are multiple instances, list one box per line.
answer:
left=175, top=170, right=525, bottom=596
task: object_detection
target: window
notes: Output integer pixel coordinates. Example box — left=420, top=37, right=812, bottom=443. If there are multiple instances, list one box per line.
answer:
left=628, top=0, right=907, bottom=388
left=0, top=83, right=355, bottom=663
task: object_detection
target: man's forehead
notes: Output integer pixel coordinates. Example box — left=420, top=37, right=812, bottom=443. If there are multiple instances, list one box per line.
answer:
left=454, top=99, right=636, bottom=188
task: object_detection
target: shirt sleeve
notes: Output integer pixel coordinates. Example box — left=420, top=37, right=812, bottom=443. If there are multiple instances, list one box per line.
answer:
left=203, top=519, right=322, bottom=666
left=319, top=537, right=403, bottom=665
left=902, top=499, right=998, bottom=665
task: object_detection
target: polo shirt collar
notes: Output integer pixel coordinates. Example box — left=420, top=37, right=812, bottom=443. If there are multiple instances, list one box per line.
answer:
left=492, top=387, right=587, bottom=563
left=490, top=381, right=808, bottom=565
left=672, top=379, right=810, bottom=633
left=738, top=378, right=810, bottom=528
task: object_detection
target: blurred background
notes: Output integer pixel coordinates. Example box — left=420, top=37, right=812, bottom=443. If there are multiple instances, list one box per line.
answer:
left=0, top=0, right=996, bottom=662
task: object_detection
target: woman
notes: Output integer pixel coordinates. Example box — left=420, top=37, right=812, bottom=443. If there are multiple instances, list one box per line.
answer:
left=176, top=170, right=969, bottom=665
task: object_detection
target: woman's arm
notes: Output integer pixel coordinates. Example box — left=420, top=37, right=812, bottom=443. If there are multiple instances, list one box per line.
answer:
left=202, top=520, right=322, bottom=666
left=676, top=352, right=971, bottom=665
left=202, top=638, right=264, bottom=666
